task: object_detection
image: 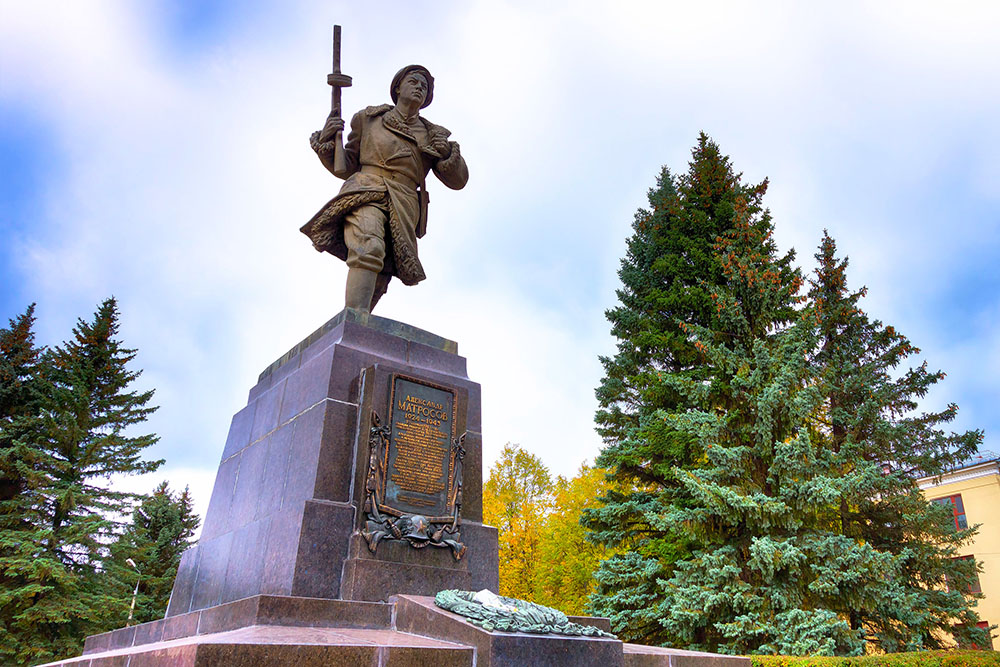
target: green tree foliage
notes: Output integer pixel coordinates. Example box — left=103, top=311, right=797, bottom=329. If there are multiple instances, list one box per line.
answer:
left=807, top=232, right=987, bottom=652
left=0, top=298, right=164, bottom=665
left=483, top=443, right=553, bottom=600
left=650, top=194, right=835, bottom=655
left=0, top=305, right=42, bottom=505
left=587, top=136, right=988, bottom=655
left=107, top=482, right=199, bottom=625
left=586, top=134, right=773, bottom=644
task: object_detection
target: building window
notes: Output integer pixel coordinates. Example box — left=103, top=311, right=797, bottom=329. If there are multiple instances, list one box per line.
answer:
left=931, top=494, right=968, bottom=531
left=957, top=621, right=994, bottom=651
left=948, top=555, right=982, bottom=594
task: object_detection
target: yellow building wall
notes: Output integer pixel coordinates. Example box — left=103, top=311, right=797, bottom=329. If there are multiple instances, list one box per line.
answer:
left=921, top=466, right=1000, bottom=648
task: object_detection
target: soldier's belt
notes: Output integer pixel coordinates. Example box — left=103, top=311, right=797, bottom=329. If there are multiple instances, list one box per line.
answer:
left=360, top=166, right=418, bottom=190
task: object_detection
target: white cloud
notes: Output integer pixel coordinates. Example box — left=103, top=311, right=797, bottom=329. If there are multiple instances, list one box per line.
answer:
left=3, top=0, right=999, bottom=523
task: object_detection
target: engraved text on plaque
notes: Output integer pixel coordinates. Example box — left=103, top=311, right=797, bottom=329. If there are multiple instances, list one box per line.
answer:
left=385, top=376, right=457, bottom=518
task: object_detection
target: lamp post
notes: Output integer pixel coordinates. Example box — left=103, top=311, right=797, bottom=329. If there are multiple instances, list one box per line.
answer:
left=126, top=558, right=140, bottom=625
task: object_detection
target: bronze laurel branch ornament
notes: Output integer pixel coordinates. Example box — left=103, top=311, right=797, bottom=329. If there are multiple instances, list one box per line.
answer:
left=361, top=410, right=467, bottom=561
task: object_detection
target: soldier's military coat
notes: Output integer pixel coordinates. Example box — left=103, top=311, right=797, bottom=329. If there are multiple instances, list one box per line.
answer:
left=301, top=104, right=468, bottom=286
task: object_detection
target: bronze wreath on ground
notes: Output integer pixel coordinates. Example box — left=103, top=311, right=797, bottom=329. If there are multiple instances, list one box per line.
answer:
left=434, top=589, right=616, bottom=638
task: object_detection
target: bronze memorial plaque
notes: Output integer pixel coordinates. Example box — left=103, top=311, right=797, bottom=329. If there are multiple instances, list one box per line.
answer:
left=385, top=376, right=457, bottom=518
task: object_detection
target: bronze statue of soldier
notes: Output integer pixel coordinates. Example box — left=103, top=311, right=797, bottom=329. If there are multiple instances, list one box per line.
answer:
left=301, top=61, right=469, bottom=314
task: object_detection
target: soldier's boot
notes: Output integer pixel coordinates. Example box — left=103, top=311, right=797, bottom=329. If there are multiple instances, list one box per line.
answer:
left=345, top=267, right=378, bottom=313
left=369, top=273, right=392, bottom=312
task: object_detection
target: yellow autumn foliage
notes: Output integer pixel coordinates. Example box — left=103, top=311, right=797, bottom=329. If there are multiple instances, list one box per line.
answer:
left=482, top=444, right=615, bottom=616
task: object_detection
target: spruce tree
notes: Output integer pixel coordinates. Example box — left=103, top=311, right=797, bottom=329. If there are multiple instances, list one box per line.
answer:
left=107, top=482, right=199, bottom=625
left=0, top=305, right=42, bottom=504
left=590, top=208, right=989, bottom=654
left=808, top=232, right=988, bottom=652
left=647, top=195, right=843, bottom=655
left=0, top=305, right=69, bottom=665
left=585, top=135, right=772, bottom=644
left=0, top=298, right=164, bottom=664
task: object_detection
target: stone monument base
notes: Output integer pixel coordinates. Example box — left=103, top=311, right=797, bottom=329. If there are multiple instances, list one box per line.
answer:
left=48, top=593, right=749, bottom=667
left=42, top=312, right=749, bottom=666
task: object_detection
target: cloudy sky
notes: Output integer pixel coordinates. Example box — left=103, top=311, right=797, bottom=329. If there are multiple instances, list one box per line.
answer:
left=2, top=1, right=998, bottom=527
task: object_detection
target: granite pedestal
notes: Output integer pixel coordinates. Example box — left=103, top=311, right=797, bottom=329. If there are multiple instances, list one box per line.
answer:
left=48, top=311, right=748, bottom=666
left=166, top=309, right=498, bottom=614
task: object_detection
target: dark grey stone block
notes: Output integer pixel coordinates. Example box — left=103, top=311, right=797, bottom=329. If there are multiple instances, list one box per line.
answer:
left=128, top=644, right=200, bottom=665
left=83, top=630, right=112, bottom=654
left=190, top=531, right=234, bottom=611
left=255, top=595, right=392, bottom=629
left=108, top=625, right=136, bottom=650
left=278, top=345, right=335, bottom=424
left=313, top=400, right=360, bottom=503
left=299, top=326, right=343, bottom=366
left=567, top=616, right=612, bottom=633
left=407, top=338, right=468, bottom=377
left=290, top=500, right=355, bottom=599
left=89, top=654, right=131, bottom=667
left=268, top=348, right=301, bottom=387
left=132, top=618, right=164, bottom=646
left=345, top=532, right=466, bottom=568
left=165, top=313, right=489, bottom=619
left=622, top=644, right=752, bottom=667
left=341, top=556, right=472, bottom=603
left=465, top=383, right=482, bottom=433
left=195, top=643, right=378, bottom=666
left=464, top=522, right=500, bottom=593
left=161, top=609, right=200, bottom=641
left=383, top=645, right=474, bottom=666
left=229, top=439, right=268, bottom=528
left=197, top=595, right=260, bottom=635
left=256, top=429, right=292, bottom=519
left=327, top=344, right=381, bottom=401
left=222, top=403, right=256, bottom=460
left=165, top=545, right=199, bottom=617
left=260, top=507, right=304, bottom=596
left=338, top=523, right=495, bottom=602
left=340, top=319, right=410, bottom=362
left=250, top=379, right=285, bottom=444
left=280, top=405, right=325, bottom=507
left=460, top=430, right=483, bottom=522
left=199, top=455, right=239, bottom=541
left=222, top=518, right=268, bottom=603
left=247, top=369, right=271, bottom=402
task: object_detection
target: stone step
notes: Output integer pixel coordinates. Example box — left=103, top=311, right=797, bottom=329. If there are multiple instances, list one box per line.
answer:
left=83, top=595, right=392, bottom=655
left=54, top=625, right=473, bottom=666
left=57, top=593, right=750, bottom=666
left=623, top=641, right=746, bottom=667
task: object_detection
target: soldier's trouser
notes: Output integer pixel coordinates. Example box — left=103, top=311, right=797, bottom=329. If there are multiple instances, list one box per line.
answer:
left=343, top=201, right=389, bottom=273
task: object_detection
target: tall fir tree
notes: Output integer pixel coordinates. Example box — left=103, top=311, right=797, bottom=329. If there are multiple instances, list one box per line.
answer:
left=589, top=176, right=989, bottom=655
left=646, top=192, right=841, bottom=655
left=807, top=232, right=987, bottom=652
left=585, top=135, right=772, bottom=644
left=0, top=305, right=43, bottom=508
left=0, top=298, right=164, bottom=665
left=106, top=482, right=199, bottom=626
left=0, top=304, right=70, bottom=665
